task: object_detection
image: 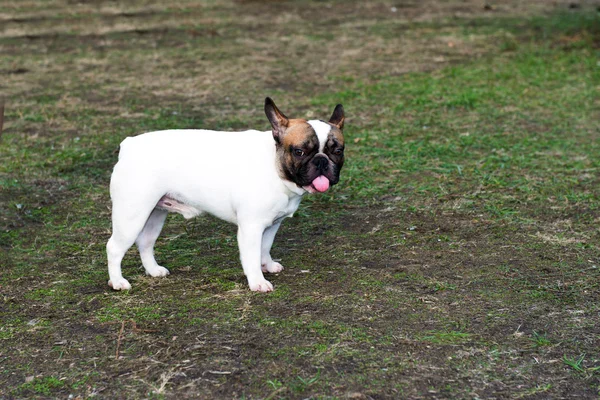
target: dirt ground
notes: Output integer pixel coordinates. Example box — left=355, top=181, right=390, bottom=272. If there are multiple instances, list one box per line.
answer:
left=1, top=0, right=599, bottom=398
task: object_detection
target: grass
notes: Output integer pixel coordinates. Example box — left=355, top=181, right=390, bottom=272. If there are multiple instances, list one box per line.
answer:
left=419, top=330, right=472, bottom=345
left=531, top=331, right=552, bottom=347
left=1, top=0, right=600, bottom=398
left=17, top=376, right=65, bottom=396
left=563, top=354, right=600, bottom=378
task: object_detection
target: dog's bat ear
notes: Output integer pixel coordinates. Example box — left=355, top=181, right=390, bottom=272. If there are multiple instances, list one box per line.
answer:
left=265, top=97, right=289, bottom=143
left=329, top=104, right=344, bottom=130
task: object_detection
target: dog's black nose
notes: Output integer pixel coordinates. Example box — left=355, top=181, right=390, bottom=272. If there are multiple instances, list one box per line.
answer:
left=313, top=155, right=329, bottom=172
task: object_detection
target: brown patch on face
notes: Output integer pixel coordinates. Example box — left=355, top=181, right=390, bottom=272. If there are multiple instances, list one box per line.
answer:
left=323, top=124, right=345, bottom=178
left=274, top=119, right=321, bottom=186
left=328, top=125, right=345, bottom=147
left=280, top=119, right=317, bottom=150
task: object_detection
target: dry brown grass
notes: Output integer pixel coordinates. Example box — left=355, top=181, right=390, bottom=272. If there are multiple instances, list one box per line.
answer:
left=1, top=0, right=577, bottom=120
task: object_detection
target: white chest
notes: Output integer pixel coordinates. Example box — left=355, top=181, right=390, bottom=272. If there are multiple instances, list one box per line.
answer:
left=272, top=195, right=303, bottom=226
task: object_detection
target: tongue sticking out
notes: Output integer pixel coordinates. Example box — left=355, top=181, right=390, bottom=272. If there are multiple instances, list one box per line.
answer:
left=312, top=176, right=330, bottom=192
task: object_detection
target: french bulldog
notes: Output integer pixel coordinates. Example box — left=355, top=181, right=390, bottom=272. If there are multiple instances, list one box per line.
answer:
left=106, top=98, right=345, bottom=292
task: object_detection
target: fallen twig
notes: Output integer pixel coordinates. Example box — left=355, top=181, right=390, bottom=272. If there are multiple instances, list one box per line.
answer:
left=115, top=320, right=126, bottom=359
left=114, top=319, right=158, bottom=359
left=264, top=386, right=287, bottom=400
left=206, top=370, right=232, bottom=375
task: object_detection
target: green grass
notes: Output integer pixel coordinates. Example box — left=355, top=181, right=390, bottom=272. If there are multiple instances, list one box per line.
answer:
left=531, top=331, right=552, bottom=347
left=17, top=376, right=65, bottom=396
left=419, top=330, right=472, bottom=345
left=316, top=48, right=598, bottom=208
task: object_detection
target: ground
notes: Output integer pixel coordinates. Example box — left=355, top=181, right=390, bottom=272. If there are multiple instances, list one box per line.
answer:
left=1, top=0, right=599, bottom=398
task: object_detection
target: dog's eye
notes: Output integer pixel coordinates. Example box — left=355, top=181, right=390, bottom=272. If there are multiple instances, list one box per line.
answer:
left=294, top=149, right=305, bottom=157
left=333, top=148, right=344, bottom=156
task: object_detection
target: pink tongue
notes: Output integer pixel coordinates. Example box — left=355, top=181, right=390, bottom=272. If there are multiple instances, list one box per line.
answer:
left=312, top=176, right=330, bottom=192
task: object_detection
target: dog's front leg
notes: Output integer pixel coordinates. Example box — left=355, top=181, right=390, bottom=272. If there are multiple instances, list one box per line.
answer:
left=237, top=223, right=273, bottom=292
left=261, top=221, right=284, bottom=273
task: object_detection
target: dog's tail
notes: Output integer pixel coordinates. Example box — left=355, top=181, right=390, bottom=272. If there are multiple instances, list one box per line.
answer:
left=116, top=136, right=133, bottom=159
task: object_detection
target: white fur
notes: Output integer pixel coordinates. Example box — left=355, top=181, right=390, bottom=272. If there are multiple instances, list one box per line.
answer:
left=107, top=129, right=310, bottom=292
left=308, top=120, right=331, bottom=153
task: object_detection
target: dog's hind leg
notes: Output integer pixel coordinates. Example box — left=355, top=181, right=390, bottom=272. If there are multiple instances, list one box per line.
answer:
left=136, top=208, right=170, bottom=278
left=107, top=194, right=158, bottom=290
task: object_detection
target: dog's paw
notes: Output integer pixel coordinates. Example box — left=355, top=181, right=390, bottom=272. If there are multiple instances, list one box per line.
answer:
left=262, top=261, right=284, bottom=274
left=146, top=266, right=170, bottom=278
left=248, top=279, right=274, bottom=292
left=108, top=278, right=131, bottom=290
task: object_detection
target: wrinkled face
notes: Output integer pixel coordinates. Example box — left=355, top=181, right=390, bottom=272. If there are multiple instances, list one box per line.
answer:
left=264, top=98, right=346, bottom=193
left=277, top=119, right=345, bottom=193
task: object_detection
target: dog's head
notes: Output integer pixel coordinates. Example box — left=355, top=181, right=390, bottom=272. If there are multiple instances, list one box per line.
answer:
left=265, top=97, right=345, bottom=193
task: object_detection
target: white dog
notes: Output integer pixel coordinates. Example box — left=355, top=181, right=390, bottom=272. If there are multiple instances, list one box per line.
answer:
left=106, top=98, right=345, bottom=292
